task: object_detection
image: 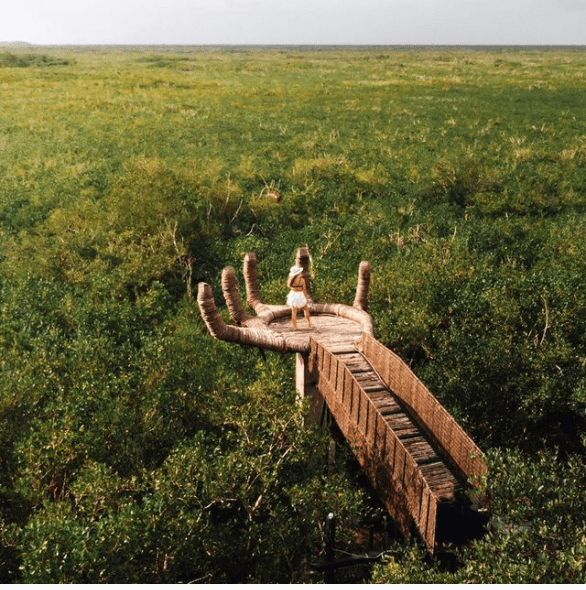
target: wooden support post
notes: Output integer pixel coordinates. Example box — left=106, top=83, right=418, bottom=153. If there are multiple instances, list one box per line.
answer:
left=296, top=353, right=324, bottom=425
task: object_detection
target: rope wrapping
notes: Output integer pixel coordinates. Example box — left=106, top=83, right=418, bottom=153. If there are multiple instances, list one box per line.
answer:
left=221, top=267, right=250, bottom=325
left=353, top=261, right=371, bottom=312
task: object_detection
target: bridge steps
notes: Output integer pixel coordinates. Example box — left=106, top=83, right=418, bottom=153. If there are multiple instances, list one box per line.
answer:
left=329, top=348, right=462, bottom=504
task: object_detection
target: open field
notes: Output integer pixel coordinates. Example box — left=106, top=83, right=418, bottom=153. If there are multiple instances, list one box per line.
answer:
left=1, top=46, right=585, bottom=582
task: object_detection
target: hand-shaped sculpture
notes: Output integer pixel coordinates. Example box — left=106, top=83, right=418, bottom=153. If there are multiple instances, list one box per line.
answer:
left=197, top=247, right=374, bottom=354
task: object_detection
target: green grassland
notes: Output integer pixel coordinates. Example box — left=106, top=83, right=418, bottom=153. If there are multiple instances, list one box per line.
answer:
left=1, top=46, right=585, bottom=582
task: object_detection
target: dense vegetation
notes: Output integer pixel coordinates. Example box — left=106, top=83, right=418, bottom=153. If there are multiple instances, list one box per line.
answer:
left=0, top=46, right=585, bottom=582
left=0, top=52, right=73, bottom=68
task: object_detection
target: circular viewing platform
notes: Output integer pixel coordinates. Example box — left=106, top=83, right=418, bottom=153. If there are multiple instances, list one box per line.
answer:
left=267, top=312, right=365, bottom=352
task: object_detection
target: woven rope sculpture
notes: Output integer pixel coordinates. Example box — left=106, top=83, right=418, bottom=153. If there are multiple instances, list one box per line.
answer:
left=198, top=248, right=373, bottom=354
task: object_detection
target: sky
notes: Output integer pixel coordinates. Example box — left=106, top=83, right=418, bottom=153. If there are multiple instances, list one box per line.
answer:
left=2, top=0, right=586, bottom=46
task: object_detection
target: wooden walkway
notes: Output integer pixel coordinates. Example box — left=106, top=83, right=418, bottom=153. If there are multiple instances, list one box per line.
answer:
left=303, top=330, right=485, bottom=550
left=197, top=248, right=487, bottom=552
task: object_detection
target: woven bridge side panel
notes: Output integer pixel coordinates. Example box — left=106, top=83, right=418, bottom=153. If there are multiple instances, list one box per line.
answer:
left=324, top=347, right=332, bottom=382
left=403, top=455, right=437, bottom=550
left=328, top=355, right=342, bottom=416
left=374, top=412, right=387, bottom=460
left=352, top=378, right=362, bottom=431
left=342, top=366, right=354, bottom=433
left=359, top=333, right=486, bottom=483
left=419, top=484, right=436, bottom=550
left=358, top=386, right=370, bottom=440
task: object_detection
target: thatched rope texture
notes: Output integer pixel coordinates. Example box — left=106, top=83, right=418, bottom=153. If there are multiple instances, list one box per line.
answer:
left=222, top=267, right=250, bottom=326
left=197, top=283, right=291, bottom=353
left=353, top=261, right=371, bottom=312
left=243, top=252, right=263, bottom=311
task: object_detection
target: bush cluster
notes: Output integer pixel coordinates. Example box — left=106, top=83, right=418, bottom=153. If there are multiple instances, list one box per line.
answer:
left=0, top=52, right=72, bottom=67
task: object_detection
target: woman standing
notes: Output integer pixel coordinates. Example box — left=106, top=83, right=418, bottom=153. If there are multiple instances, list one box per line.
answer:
left=286, top=266, right=312, bottom=330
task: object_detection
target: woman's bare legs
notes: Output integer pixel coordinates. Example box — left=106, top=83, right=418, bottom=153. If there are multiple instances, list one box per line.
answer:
left=303, top=305, right=312, bottom=328
left=291, top=307, right=298, bottom=331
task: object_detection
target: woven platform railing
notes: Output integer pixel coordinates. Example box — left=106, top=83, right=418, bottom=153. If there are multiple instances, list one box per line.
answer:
left=357, top=333, right=487, bottom=485
left=308, top=338, right=442, bottom=550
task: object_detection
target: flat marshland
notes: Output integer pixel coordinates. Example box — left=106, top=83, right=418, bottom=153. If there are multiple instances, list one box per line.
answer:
left=1, top=46, right=585, bottom=583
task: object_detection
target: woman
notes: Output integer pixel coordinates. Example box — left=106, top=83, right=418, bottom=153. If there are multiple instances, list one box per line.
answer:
left=286, top=266, right=312, bottom=330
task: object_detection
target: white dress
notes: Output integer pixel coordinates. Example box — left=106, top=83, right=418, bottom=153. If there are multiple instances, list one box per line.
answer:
left=287, top=290, right=307, bottom=308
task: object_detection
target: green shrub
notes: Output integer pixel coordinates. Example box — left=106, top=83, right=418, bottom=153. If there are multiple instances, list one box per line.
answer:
left=16, top=366, right=367, bottom=583
left=0, top=52, right=72, bottom=68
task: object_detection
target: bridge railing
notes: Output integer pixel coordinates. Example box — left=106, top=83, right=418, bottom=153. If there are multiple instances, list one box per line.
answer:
left=308, top=338, right=440, bottom=551
left=357, top=333, right=487, bottom=485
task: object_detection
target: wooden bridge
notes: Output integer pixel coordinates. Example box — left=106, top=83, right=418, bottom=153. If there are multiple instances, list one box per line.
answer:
left=197, top=247, right=487, bottom=552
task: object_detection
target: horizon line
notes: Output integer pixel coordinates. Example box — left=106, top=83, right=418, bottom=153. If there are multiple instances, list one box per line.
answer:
left=2, top=42, right=586, bottom=49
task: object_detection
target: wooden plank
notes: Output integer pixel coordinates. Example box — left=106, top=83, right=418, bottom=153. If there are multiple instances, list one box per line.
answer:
left=368, top=390, right=392, bottom=403
left=353, top=371, right=382, bottom=385
left=422, top=471, right=459, bottom=488
left=402, top=437, right=438, bottom=464
left=385, top=415, right=419, bottom=439
left=426, top=494, right=438, bottom=550
left=364, top=386, right=388, bottom=397
left=424, top=473, right=460, bottom=491
left=374, top=397, right=403, bottom=416
left=337, top=351, right=371, bottom=364
left=346, top=362, right=372, bottom=375
left=330, top=345, right=358, bottom=355
left=330, top=357, right=342, bottom=416
left=421, top=478, right=460, bottom=501
left=430, top=484, right=459, bottom=503
left=420, top=463, right=460, bottom=484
